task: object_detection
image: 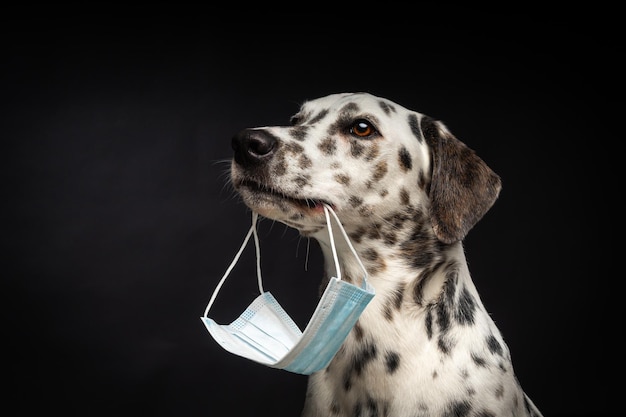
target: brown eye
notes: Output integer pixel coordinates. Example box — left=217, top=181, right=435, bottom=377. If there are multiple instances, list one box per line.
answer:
left=350, top=119, right=376, bottom=138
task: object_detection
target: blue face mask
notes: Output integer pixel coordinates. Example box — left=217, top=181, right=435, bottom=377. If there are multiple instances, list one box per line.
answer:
left=200, top=205, right=375, bottom=375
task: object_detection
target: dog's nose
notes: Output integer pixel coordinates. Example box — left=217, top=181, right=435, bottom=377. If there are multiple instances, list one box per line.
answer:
left=231, top=129, right=278, bottom=167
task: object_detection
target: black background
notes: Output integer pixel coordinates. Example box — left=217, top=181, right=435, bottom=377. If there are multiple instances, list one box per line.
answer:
left=3, top=7, right=619, bottom=417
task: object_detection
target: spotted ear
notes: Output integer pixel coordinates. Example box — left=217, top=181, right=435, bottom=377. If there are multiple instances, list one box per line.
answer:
left=420, top=116, right=502, bottom=244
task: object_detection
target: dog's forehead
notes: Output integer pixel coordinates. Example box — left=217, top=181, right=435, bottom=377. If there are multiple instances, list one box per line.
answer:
left=298, top=92, right=405, bottom=118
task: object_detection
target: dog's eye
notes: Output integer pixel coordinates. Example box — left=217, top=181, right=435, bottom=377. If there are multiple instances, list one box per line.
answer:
left=350, top=119, right=377, bottom=138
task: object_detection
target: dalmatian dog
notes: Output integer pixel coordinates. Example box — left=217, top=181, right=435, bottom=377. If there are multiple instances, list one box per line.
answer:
left=229, top=92, right=543, bottom=417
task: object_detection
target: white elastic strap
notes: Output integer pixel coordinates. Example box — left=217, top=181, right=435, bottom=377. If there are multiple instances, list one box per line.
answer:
left=251, top=212, right=263, bottom=294
left=323, top=205, right=341, bottom=281
left=203, top=212, right=263, bottom=318
left=323, top=204, right=369, bottom=283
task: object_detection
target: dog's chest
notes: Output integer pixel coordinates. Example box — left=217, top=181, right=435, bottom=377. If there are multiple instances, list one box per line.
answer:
left=303, top=279, right=528, bottom=417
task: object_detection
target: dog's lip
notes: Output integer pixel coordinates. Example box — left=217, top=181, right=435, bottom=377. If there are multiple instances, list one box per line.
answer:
left=238, top=179, right=333, bottom=211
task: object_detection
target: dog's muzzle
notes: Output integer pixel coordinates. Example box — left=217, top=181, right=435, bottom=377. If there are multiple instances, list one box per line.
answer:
left=230, top=127, right=332, bottom=221
left=231, top=128, right=278, bottom=168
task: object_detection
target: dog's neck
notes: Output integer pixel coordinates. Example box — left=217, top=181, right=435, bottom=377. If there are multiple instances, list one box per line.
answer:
left=311, top=223, right=471, bottom=308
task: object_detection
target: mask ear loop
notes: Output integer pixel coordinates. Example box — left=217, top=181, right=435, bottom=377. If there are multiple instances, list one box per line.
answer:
left=323, top=205, right=341, bottom=281
left=203, top=212, right=264, bottom=318
left=323, top=205, right=368, bottom=285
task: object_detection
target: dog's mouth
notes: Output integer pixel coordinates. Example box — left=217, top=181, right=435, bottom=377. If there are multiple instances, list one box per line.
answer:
left=237, top=179, right=332, bottom=212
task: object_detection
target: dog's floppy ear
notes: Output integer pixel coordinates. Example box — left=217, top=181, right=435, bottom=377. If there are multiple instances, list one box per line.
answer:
left=421, top=116, right=502, bottom=244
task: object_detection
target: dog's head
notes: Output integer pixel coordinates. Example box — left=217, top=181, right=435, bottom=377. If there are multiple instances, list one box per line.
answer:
left=230, top=92, right=501, bottom=243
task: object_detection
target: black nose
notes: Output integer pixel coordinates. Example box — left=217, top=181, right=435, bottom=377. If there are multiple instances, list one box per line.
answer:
left=231, top=129, right=278, bottom=167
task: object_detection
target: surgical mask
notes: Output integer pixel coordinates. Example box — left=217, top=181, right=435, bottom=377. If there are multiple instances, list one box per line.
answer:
left=200, top=205, right=375, bottom=375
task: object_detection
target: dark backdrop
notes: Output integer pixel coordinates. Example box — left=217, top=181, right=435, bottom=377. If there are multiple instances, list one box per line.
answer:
left=3, top=7, right=618, bottom=417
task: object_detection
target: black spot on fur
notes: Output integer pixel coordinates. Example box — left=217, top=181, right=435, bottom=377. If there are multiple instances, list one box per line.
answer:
left=284, top=141, right=304, bottom=154
left=353, top=341, right=378, bottom=375
left=495, top=384, right=504, bottom=399
left=371, top=161, right=388, bottom=182
left=418, top=168, right=427, bottom=190
left=382, top=230, right=397, bottom=245
left=350, top=138, right=365, bottom=158
left=366, top=224, right=381, bottom=240
left=342, top=366, right=352, bottom=391
left=357, top=204, right=374, bottom=217
left=425, top=309, right=433, bottom=339
left=408, top=113, right=424, bottom=143
left=289, top=125, right=309, bottom=141
left=309, top=109, right=328, bottom=124
left=334, top=173, right=351, bottom=185
left=385, top=208, right=413, bottom=230
left=403, top=235, right=436, bottom=269
left=456, top=285, right=476, bottom=325
left=393, top=282, right=404, bottom=309
left=328, top=107, right=358, bottom=136
left=476, top=411, right=496, bottom=417
left=318, top=137, right=337, bottom=155
left=349, top=195, right=363, bottom=207
left=443, top=400, right=472, bottom=417
left=383, top=283, right=404, bottom=321
left=349, top=227, right=366, bottom=243
left=430, top=265, right=461, bottom=355
left=378, top=100, right=395, bottom=115
left=486, top=334, right=503, bottom=356
left=399, top=146, right=412, bottom=172
left=436, top=290, right=451, bottom=333
left=366, top=395, right=378, bottom=414
left=438, top=335, right=452, bottom=355
left=399, top=188, right=410, bottom=205
left=363, top=248, right=380, bottom=262
left=385, top=351, right=400, bottom=374
left=383, top=305, right=393, bottom=321
left=340, top=102, right=359, bottom=115
left=471, top=352, right=487, bottom=367
left=442, top=265, right=459, bottom=305
left=400, top=216, right=446, bottom=269
left=363, top=248, right=386, bottom=274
